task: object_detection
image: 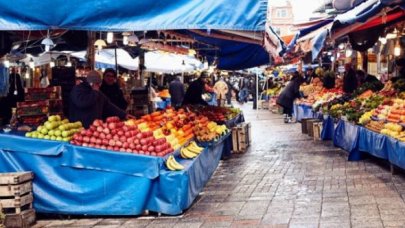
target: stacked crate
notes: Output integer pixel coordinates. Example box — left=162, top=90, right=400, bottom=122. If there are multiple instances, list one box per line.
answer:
left=231, top=122, right=252, bottom=153
left=0, top=172, right=35, bottom=228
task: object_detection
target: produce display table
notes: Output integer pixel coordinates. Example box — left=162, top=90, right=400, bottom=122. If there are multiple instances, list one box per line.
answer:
left=293, top=104, right=322, bottom=122
left=333, top=120, right=361, bottom=161
left=0, top=132, right=229, bottom=215
left=321, top=115, right=336, bottom=141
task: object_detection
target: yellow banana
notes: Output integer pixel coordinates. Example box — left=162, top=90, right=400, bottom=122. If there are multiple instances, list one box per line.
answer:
left=181, top=147, right=197, bottom=159
left=190, top=141, right=204, bottom=150
left=169, top=156, right=184, bottom=170
left=186, top=144, right=203, bottom=154
left=165, top=157, right=177, bottom=171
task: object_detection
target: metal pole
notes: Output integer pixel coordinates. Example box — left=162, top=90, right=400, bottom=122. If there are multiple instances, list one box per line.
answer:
left=114, top=47, right=119, bottom=75
left=256, top=69, right=259, bottom=110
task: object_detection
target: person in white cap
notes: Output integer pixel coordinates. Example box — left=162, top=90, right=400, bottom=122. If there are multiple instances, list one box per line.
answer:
left=69, top=70, right=133, bottom=128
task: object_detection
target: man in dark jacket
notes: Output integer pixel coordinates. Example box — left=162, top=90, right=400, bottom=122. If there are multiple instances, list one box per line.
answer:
left=276, top=71, right=303, bottom=123
left=100, top=68, right=128, bottom=110
left=182, top=73, right=209, bottom=106
left=69, top=71, right=130, bottom=128
left=169, top=77, right=184, bottom=108
left=0, top=68, right=25, bottom=125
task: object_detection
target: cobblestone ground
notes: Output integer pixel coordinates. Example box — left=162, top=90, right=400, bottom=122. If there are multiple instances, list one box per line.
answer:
left=34, top=105, right=405, bottom=228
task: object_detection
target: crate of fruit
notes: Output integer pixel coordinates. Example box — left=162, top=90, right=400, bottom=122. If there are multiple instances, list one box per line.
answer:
left=16, top=101, right=49, bottom=117
left=25, top=87, right=61, bottom=101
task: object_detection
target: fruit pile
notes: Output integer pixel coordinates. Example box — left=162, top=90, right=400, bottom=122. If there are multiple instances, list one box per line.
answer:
left=186, top=106, right=241, bottom=123
left=358, top=111, right=373, bottom=125
left=193, top=120, right=228, bottom=142
left=380, top=123, right=405, bottom=140
left=365, top=121, right=385, bottom=133
left=25, top=115, right=82, bottom=141
left=180, top=141, right=204, bottom=159
left=70, top=116, right=174, bottom=156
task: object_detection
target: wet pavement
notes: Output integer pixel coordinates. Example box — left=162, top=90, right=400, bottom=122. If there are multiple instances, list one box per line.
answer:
left=33, top=104, right=405, bottom=227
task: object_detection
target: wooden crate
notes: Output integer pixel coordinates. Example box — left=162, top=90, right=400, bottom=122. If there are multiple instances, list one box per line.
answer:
left=0, top=172, right=33, bottom=185
left=232, top=122, right=251, bottom=153
left=313, top=122, right=323, bottom=140
left=4, top=208, right=36, bottom=228
left=307, top=119, right=322, bottom=137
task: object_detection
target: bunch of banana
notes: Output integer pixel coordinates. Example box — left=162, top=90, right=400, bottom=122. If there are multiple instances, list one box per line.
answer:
left=180, top=141, right=204, bottom=159
left=165, top=155, right=184, bottom=171
left=214, top=125, right=228, bottom=135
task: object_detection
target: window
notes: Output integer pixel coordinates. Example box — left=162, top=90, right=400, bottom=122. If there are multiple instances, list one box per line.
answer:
left=276, top=9, right=288, bottom=18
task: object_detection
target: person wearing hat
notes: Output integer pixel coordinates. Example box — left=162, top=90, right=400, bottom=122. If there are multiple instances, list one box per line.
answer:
left=100, top=68, right=128, bottom=110
left=182, top=72, right=210, bottom=106
left=69, top=70, right=132, bottom=128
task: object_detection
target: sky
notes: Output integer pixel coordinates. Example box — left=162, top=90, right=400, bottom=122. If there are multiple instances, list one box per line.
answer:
left=271, top=0, right=325, bottom=22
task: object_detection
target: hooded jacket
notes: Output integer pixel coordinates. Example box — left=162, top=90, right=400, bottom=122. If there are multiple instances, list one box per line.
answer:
left=100, top=83, right=128, bottom=110
left=69, top=81, right=126, bottom=128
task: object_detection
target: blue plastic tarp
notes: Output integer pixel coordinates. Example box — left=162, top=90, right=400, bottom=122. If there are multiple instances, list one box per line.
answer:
left=293, top=104, right=320, bottom=122
left=0, top=132, right=230, bottom=215
left=321, top=115, right=335, bottom=140
left=0, top=0, right=267, bottom=31
left=358, top=126, right=388, bottom=160
left=333, top=120, right=361, bottom=161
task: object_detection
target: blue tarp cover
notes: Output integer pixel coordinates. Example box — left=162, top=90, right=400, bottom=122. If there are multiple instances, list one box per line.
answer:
left=321, top=115, right=335, bottom=141
left=0, top=0, right=267, bottom=31
left=0, top=132, right=229, bottom=215
left=333, top=120, right=361, bottom=161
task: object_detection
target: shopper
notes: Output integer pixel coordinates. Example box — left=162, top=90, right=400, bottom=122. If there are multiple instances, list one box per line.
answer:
left=276, top=71, right=304, bottom=123
left=69, top=71, right=132, bottom=128
left=169, top=76, right=185, bottom=108
left=225, top=78, right=233, bottom=105
left=356, top=70, right=383, bottom=88
left=238, top=76, right=250, bottom=103
left=343, top=64, right=358, bottom=94
left=182, top=73, right=209, bottom=106
left=213, top=77, right=229, bottom=107
left=0, top=68, right=25, bottom=125
left=100, top=68, right=128, bottom=110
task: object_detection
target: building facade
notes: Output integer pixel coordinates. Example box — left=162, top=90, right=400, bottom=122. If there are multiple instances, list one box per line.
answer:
left=269, top=0, right=294, bottom=36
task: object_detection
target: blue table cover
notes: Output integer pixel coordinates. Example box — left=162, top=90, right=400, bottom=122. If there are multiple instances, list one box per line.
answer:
left=0, top=133, right=230, bottom=215
left=333, top=120, right=361, bottom=161
left=294, top=104, right=321, bottom=122
left=321, top=115, right=335, bottom=140
left=358, top=127, right=388, bottom=160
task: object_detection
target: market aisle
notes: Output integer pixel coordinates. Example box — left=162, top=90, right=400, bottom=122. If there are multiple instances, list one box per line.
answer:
left=34, top=104, right=405, bottom=228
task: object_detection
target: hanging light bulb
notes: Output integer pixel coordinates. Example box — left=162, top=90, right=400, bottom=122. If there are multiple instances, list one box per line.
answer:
left=203, top=58, right=209, bottom=69
left=188, top=49, right=196, bottom=56
left=25, top=71, right=30, bottom=79
left=29, top=58, right=35, bottom=69
left=386, top=28, right=398, bottom=40
left=394, top=39, right=401, bottom=57
left=94, top=31, right=107, bottom=50
left=338, top=43, right=345, bottom=50
left=41, top=30, right=54, bottom=52
left=127, top=33, right=139, bottom=46
left=107, top=32, right=114, bottom=44
left=379, top=37, right=387, bottom=44
left=345, top=43, right=353, bottom=57
left=3, top=59, right=10, bottom=68
left=50, top=59, right=55, bottom=68
left=66, top=56, right=72, bottom=67
left=122, top=32, right=130, bottom=45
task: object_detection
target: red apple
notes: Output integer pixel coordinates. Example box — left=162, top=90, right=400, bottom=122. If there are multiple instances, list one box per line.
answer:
left=106, top=134, right=112, bottom=140
left=93, top=119, right=103, bottom=127
left=126, top=148, right=132, bottom=153
left=85, top=130, right=93, bottom=137
left=109, top=139, right=116, bottom=147
left=151, top=152, right=157, bottom=156
left=100, top=146, right=107, bottom=150
left=106, top=116, right=120, bottom=123
left=108, top=122, right=117, bottom=130
left=111, top=129, right=118, bottom=135
left=113, top=135, right=120, bottom=141
left=116, top=141, right=123, bottom=147
left=113, top=146, right=120, bottom=151
left=88, top=143, right=95, bottom=148
left=89, top=125, right=97, bottom=132
left=93, top=131, right=100, bottom=137
left=144, top=152, right=150, bottom=156
left=123, top=126, right=129, bottom=132
left=90, top=137, right=97, bottom=144
left=99, top=132, right=106, bottom=139
left=142, top=145, right=148, bottom=151
left=97, top=126, right=103, bottom=132
left=80, top=129, right=87, bottom=136
left=136, top=133, right=143, bottom=140
left=119, top=136, right=126, bottom=142
left=102, top=139, right=109, bottom=146
left=135, top=145, right=142, bottom=150
left=129, top=143, right=135, bottom=149
left=119, top=148, right=126, bottom=152
left=122, top=142, right=129, bottom=149
left=103, top=128, right=110, bottom=135
left=82, top=143, right=88, bottom=147
left=96, top=139, right=102, bottom=145
left=124, top=131, right=131, bottom=138
left=148, top=146, right=155, bottom=152
left=155, top=145, right=162, bottom=152
left=83, top=136, right=90, bottom=143
left=107, top=146, right=114, bottom=151
left=140, top=138, right=147, bottom=145
left=117, top=131, right=124, bottom=136
left=141, top=132, right=149, bottom=138
left=134, top=139, right=140, bottom=145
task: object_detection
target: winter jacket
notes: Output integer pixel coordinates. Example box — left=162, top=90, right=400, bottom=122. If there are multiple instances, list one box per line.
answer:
left=0, top=73, right=25, bottom=124
left=169, top=78, right=185, bottom=106
left=69, top=81, right=126, bottom=128
left=100, top=83, right=128, bottom=110
left=343, top=68, right=358, bottom=94
left=276, top=77, right=302, bottom=109
left=182, top=78, right=208, bottom=106
left=213, top=79, right=229, bottom=100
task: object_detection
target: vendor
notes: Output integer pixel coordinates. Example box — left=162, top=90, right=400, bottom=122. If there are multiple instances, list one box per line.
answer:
left=100, top=68, right=128, bottom=110
left=0, top=68, right=25, bottom=125
left=169, top=76, right=185, bottom=108
left=182, top=72, right=210, bottom=106
left=343, top=64, right=358, bottom=94
left=276, top=71, right=304, bottom=123
left=69, top=71, right=133, bottom=128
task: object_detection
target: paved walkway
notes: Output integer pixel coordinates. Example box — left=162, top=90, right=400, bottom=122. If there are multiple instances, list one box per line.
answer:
left=34, top=105, right=405, bottom=227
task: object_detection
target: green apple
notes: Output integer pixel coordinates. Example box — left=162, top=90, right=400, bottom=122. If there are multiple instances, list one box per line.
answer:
left=62, top=131, right=70, bottom=137
left=74, top=121, right=82, bottom=128
left=37, top=134, right=44, bottom=139
left=56, top=136, right=63, bottom=141
left=59, top=125, right=66, bottom=131
left=51, top=136, right=56, bottom=140
left=40, top=128, right=48, bottom=135
left=25, top=132, right=32, bottom=137
left=62, top=119, right=69, bottom=124
left=44, top=121, right=53, bottom=130
left=54, top=130, right=62, bottom=137
left=37, top=126, right=43, bottom=132
left=44, top=135, right=50, bottom=140
left=62, top=137, right=70, bottom=142
left=48, top=116, right=57, bottom=122
left=48, top=130, right=55, bottom=136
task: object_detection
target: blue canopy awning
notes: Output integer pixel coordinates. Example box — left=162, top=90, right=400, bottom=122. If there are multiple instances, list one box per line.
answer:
left=0, top=0, right=267, bottom=31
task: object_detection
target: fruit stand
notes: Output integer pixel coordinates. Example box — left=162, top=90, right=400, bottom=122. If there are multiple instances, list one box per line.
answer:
left=0, top=106, right=241, bottom=215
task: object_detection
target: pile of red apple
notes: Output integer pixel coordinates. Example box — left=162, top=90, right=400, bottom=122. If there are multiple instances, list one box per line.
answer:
left=70, top=116, right=174, bottom=156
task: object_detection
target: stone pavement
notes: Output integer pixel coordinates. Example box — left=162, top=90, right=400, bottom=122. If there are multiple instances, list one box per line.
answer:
left=33, top=106, right=405, bottom=227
